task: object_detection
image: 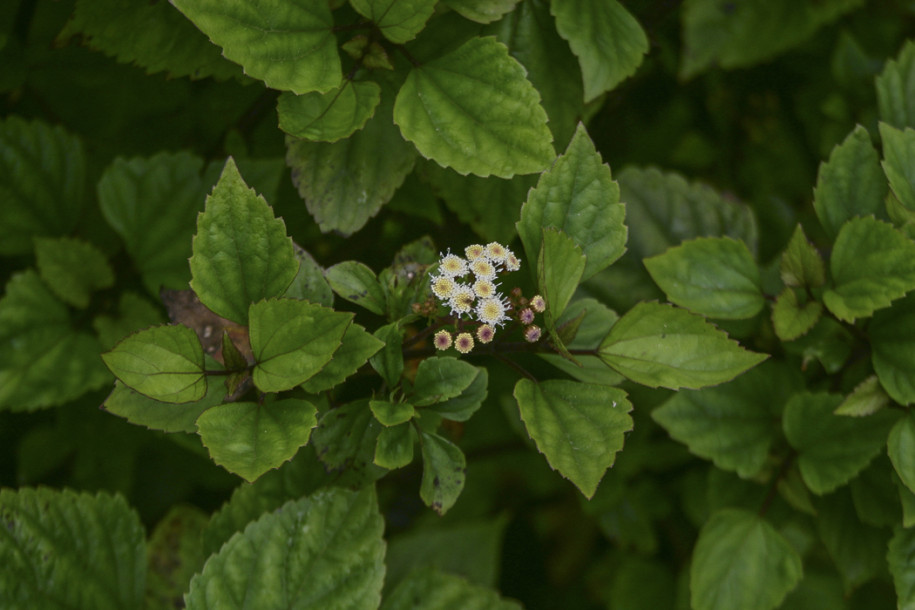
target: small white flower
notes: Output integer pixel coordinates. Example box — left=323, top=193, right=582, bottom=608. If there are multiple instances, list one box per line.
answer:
left=448, top=284, right=476, bottom=316
left=439, top=253, right=468, bottom=278
left=475, top=296, right=510, bottom=327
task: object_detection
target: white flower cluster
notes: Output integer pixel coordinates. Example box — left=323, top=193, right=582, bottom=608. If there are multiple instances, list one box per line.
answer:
left=429, top=242, right=520, bottom=328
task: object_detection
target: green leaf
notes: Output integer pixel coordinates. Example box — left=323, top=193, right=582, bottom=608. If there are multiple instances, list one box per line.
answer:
left=190, top=158, right=298, bottom=324
left=93, top=292, right=164, bottom=350
left=283, top=244, right=334, bottom=306
left=63, top=0, right=240, bottom=80
left=551, top=0, right=648, bottom=101
left=277, top=80, right=381, bottom=142
left=441, top=0, right=520, bottom=24
left=301, top=323, right=383, bottom=393
left=876, top=39, right=915, bottom=129
left=98, top=152, right=208, bottom=293
left=538, top=228, right=586, bottom=351
left=598, top=302, right=767, bottom=390
left=822, top=216, right=915, bottom=322
left=0, top=117, right=86, bottom=256
left=0, top=271, right=110, bottom=411
left=427, top=367, right=488, bottom=422
left=653, top=361, right=801, bottom=478
left=370, top=323, right=404, bottom=386
left=783, top=392, right=898, bottom=494
left=103, top=379, right=227, bottom=434
left=871, top=293, right=915, bottom=405
left=287, top=87, right=417, bottom=235
left=374, top=423, right=415, bottom=469
left=185, top=488, right=384, bottom=609
left=0, top=488, right=145, bottom=610
left=382, top=568, right=522, bottom=610
left=889, top=412, right=915, bottom=495
left=102, top=324, right=206, bottom=403
left=514, top=379, right=633, bottom=498
left=880, top=122, right=915, bottom=213
left=34, top=237, right=114, bottom=309
left=645, top=237, right=763, bottom=319
left=394, top=36, right=554, bottom=178
left=539, top=298, right=624, bottom=385
left=412, top=357, right=479, bottom=406
left=170, top=0, right=340, bottom=94
left=325, top=260, right=388, bottom=315
left=772, top=287, right=823, bottom=342
left=812, top=125, right=887, bottom=240
left=517, top=123, right=626, bottom=281
left=350, top=0, right=436, bottom=43
left=780, top=224, right=826, bottom=288
left=248, top=298, right=351, bottom=393
left=889, top=526, right=915, bottom=609
left=146, top=506, right=209, bottom=610
left=690, top=509, right=803, bottom=610
left=782, top=316, right=854, bottom=375
left=370, top=400, right=415, bottom=426
left=679, top=0, right=863, bottom=80
left=898, top=475, right=915, bottom=529
left=312, top=400, right=387, bottom=486
left=834, top=375, right=890, bottom=417
left=196, top=398, right=317, bottom=482
left=420, top=431, right=466, bottom=515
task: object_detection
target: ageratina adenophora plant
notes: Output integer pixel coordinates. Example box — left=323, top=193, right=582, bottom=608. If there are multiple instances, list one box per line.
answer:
left=4, top=1, right=915, bottom=609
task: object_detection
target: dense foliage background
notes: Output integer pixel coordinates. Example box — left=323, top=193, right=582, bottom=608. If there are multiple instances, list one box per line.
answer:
left=4, top=0, right=915, bottom=608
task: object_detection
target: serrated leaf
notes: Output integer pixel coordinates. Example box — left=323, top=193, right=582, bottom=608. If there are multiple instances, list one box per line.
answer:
left=370, top=323, right=404, bottom=386
left=514, top=379, right=632, bottom=498
left=877, top=39, right=915, bottom=130
left=782, top=316, right=854, bottom=374
left=382, top=568, right=522, bottom=610
left=277, top=80, right=381, bottom=142
left=374, top=423, right=414, bottom=469
left=312, top=400, right=387, bottom=486
left=822, top=216, right=915, bottom=322
left=835, top=375, right=889, bottom=417
left=0, top=271, right=110, bottom=411
left=170, top=0, right=340, bottom=94
left=772, top=288, right=823, bottom=341
left=412, top=357, right=479, bottom=406
left=880, top=122, right=915, bottom=213
left=248, top=299, right=351, bottom=393
left=420, top=431, right=466, bottom=515
left=645, top=237, right=763, bottom=319
left=783, top=392, right=898, bottom=495
left=34, top=237, right=113, bottom=309
left=190, top=158, right=298, bottom=324
left=653, top=361, right=801, bottom=478
left=351, top=0, right=436, bottom=43
left=98, top=152, right=208, bottom=293
left=889, top=526, right=915, bottom=609
left=185, top=488, right=384, bottom=609
left=551, top=0, right=648, bottom=101
left=871, top=292, right=915, bottom=405
left=517, top=123, right=626, bottom=281
left=679, top=0, right=862, bottom=80
left=690, top=509, right=802, bottom=610
left=0, top=488, right=145, bottom=610
left=781, top=224, right=825, bottom=288
left=539, top=298, right=624, bottom=385
left=64, top=0, right=241, bottom=80
left=102, top=324, right=206, bottom=403
left=814, top=489, right=888, bottom=593
left=196, top=398, right=317, bottom=482
left=598, top=302, right=767, bottom=390
left=301, top=323, right=383, bottom=393
left=283, top=244, right=334, bottom=306
left=427, top=367, right=488, bottom=422
left=325, top=260, right=387, bottom=315
left=0, top=117, right=86, bottom=255
left=812, top=125, right=887, bottom=240
left=889, top=412, right=915, bottom=496
left=146, top=505, right=209, bottom=610
left=394, top=36, right=554, bottom=178
left=370, top=400, right=415, bottom=426
left=287, top=89, right=416, bottom=235
left=538, top=228, right=586, bottom=356
left=103, top=379, right=227, bottom=434
left=442, top=0, right=520, bottom=24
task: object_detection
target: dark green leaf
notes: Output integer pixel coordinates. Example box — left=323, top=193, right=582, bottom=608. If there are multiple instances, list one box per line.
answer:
left=644, top=237, right=763, bottom=319
left=312, top=400, right=387, bottom=486
left=325, top=260, right=387, bottom=315
left=34, top=237, right=113, bottom=309
left=427, top=367, right=488, bottom=422
left=102, top=324, right=206, bottom=403
left=539, top=298, right=623, bottom=385
left=514, top=379, right=633, bottom=498
left=277, top=80, right=381, bottom=142
left=690, top=509, right=802, bottom=610
left=814, top=488, right=888, bottom=592
left=103, top=379, right=227, bottom=434
left=394, top=36, right=554, bottom=178
left=374, top=423, right=414, bottom=469
left=889, top=525, right=915, bottom=608
left=772, top=287, right=823, bottom=342
left=350, top=0, right=436, bottom=43
left=551, top=0, right=648, bottom=101
left=412, top=357, right=479, bottom=406
left=370, top=400, right=415, bottom=426
left=781, top=224, right=826, bottom=288
left=876, top=39, right=915, bottom=130
left=442, top=0, right=520, bottom=24
left=92, top=292, right=164, bottom=350
left=598, top=302, right=767, bottom=390
left=382, top=568, right=521, bottom=610
left=369, top=323, right=404, bottom=386
left=889, top=411, right=915, bottom=495
left=146, top=505, right=209, bottom=610
left=189, top=158, right=298, bottom=325
left=420, top=431, right=466, bottom=515
left=538, top=228, right=586, bottom=353
left=871, top=292, right=915, bottom=405
left=185, top=488, right=384, bottom=609
left=170, top=0, right=341, bottom=93
left=283, top=244, right=334, bottom=307
left=196, top=398, right=317, bottom=482
left=301, top=323, right=383, bottom=393
left=880, top=122, right=915, bottom=213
